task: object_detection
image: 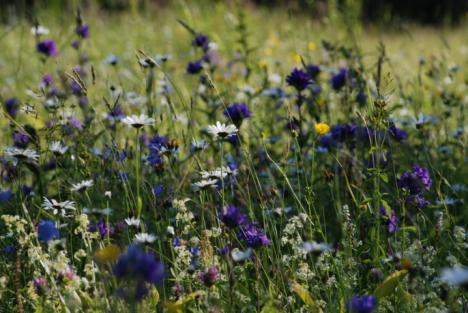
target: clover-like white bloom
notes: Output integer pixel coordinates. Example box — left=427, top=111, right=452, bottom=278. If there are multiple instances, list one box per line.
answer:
left=4, top=147, right=39, bottom=161
left=31, top=25, right=50, bottom=36
left=192, top=179, right=218, bottom=191
left=206, top=121, right=238, bottom=139
left=125, top=217, right=141, bottom=227
left=440, top=266, right=468, bottom=286
left=71, top=180, right=94, bottom=192
left=42, top=197, right=76, bottom=217
left=121, top=114, right=155, bottom=128
left=49, top=141, right=69, bottom=155
left=200, top=166, right=238, bottom=180
left=134, top=232, right=156, bottom=244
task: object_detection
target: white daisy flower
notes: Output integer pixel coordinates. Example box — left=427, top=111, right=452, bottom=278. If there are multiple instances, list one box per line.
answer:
left=121, top=114, right=155, bottom=128
left=4, top=147, right=39, bottom=161
left=206, top=122, right=238, bottom=139
left=125, top=217, right=141, bottom=227
left=31, top=25, right=50, bottom=36
left=49, top=141, right=69, bottom=155
left=71, top=180, right=94, bottom=192
left=192, top=179, right=218, bottom=191
left=200, top=166, right=238, bottom=180
left=42, top=197, right=76, bottom=217
left=134, top=232, right=156, bottom=244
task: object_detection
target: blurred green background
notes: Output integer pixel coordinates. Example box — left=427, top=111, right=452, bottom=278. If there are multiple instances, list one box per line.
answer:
left=1, top=0, right=467, bottom=25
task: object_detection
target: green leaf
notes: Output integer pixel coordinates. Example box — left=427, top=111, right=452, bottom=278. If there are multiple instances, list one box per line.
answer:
left=374, top=270, right=408, bottom=298
left=261, top=300, right=281, bottom=313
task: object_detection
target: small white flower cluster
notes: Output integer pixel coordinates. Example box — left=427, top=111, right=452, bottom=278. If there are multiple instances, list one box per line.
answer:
left=173, top=199, right=194, bottom=235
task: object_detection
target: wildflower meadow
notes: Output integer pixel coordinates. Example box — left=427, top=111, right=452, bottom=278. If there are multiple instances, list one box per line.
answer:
left=0, top=1, right=467, bottom=312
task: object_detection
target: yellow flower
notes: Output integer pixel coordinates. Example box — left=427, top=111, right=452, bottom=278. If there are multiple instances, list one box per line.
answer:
left=308, top=41, right=317, bottom=51
left=94, top=244, right=121, bottom=263
left=315, top=122, right=330, bottom=135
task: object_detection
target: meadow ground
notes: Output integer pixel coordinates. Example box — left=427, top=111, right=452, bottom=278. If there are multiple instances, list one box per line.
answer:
left=0, top=1, right=467, bottom=312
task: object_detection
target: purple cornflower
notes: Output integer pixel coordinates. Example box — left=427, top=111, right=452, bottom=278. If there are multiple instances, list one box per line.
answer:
left=13, top=131, right=30, bottom=148
left=187, top=60, right=203, bottom=74
left=389, top=125, right=408, bottom=142
left=76, top=24, right=90, bottom=38
left=37, top=39, right=58, bottom=57
left=286, top=68, right=311, bottom=91
left=347, top=295, right=377, bottom=313
left=4, top=98, right=19, bottom=119
left=398, top=166, right=432, bottom=195
left=219, top=205, right=248, bottom=228
left=70, top=81, right=82, bottom=95
left=223, top=103, right=252, bottom=126
left=330, top=68, right=347, bottom=90
left=238, top=222, right=271, bottom=248
left=37, top=220, right=59, bottom=243
left=199, top=266, right=219, bottom=287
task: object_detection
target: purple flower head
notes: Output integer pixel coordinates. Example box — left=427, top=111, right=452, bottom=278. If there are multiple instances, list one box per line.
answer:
left=37, top=39, right=58, bottom=57
left=356, top=90, right=367, bottom=105
left=37, top=220, right=59, bottom=243
left=398, top=166, right=432, bottom=195
left=286, top=68, right=311, bottom=91
left=219, top=205, right=248, bottom=228
left=406, top=194, right=430, bottom=208
left=187, top=60, right=203, bottom=74
left=13, top=131, right=30, bottom=148
left=71, top=40, right=80, bottom=50
left=114, top=244, right=164, bottom=287
left=331, top=68, right=347, bottom=90
left=4, top=98, right=20, bottom=119
left=70, top=81, right=82, bottom=95
left=223, top=103, right=252, bottom=126
left=193, top=33, right=210, bottom=49
left=76, top=24, right=90, bottom=38
left=306, top=64, right=321, bottom=79
left=389, top=125, right=408, bottom=142
left=199, top=266, right=219, bottom=287
left=379, top=207, right=398, bottom=234
left=42, top=74, right=53, bottom=86
left=97, top=220, right=113, bottom=238
left=238, top=222, right=271, bottom=248
left=68, top=117, right=83, bottom=130
left=347, top=295, right=377, bottom=313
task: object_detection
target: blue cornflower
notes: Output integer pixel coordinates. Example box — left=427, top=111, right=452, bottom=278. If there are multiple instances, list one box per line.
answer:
left=219, top=205, right=248, bottom=228
left=37, top=220, right=59, bottom=243
left=187, top=60, right=203, bottom=74
left=388, top=125, right=408, bottom=142
left=286, top=68, right=311, bottom=91
left=305, top=64, right=321, bottom=79
left=0, top=190, right=13, bottom=202
left=114, top=244, right=165, bottom=300
left=238, top=222, right=271, bottom=248
left=347, top=295, right=377, bottom=313
left=37, top=39, right=58, bottom=57
left=331, top=68, right=347, bottom=90
left=223, top=103, right=252, bottom=126
left=4, top=98, right=19, bottom=119
left=3, top=244, right=16, bottom=254
left=193, top=33, right=210, bottom=50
